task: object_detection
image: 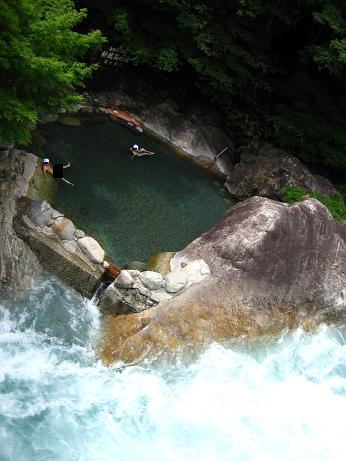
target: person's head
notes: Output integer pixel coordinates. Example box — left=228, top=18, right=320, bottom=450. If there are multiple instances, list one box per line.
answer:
left=132, top=144, right=139, bottom=151
left=43, top=158, right=50, bottom=165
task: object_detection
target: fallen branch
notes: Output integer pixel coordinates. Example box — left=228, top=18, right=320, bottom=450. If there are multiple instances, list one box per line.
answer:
left=206, top=146, right=228, bottom=168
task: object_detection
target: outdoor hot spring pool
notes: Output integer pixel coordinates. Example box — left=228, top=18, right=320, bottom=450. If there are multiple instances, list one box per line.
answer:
left=39, top=119, right=232, bottom=266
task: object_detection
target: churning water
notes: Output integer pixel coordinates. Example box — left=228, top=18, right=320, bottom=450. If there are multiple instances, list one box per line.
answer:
left=1, top=278, right=346, bottom=461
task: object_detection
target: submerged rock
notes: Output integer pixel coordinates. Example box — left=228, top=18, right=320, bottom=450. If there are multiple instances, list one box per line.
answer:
left=59, top=115, right=81, bottom=127
left=146, top=252, right=176, bottom=275
left=100, top=196, right=346, bottom=363
left=124, top=261, right=147, bottom=271
left=225, top=144, right=337, bottom=200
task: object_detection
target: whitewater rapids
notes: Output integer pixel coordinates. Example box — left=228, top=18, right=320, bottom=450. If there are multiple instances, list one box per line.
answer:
left=1, top=277, right=346, bottom=461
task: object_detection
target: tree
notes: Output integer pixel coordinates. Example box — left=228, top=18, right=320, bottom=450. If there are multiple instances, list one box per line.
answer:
left=0, top=0, right=105, bottom=143
left=104, top=0, right=346, bottom=174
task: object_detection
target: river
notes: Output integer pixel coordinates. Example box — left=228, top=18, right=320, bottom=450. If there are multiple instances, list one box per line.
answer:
left=1, top=277, right=346, bottom=461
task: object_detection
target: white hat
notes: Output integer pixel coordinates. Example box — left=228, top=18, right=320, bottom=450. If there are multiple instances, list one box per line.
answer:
left=132, top=144, right=139, bottom=150
left=43, top=158, right=50, bottom=163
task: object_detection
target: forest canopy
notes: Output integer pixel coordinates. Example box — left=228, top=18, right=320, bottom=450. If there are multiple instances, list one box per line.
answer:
left=103, top=0, right=346, bottom=174
left=0, top=0, right=105, bottom=143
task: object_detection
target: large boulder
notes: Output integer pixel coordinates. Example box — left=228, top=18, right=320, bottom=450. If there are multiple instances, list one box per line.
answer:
left=225, top=144, right=337, bottom=200
left=100, top=196, right=346, bottom=364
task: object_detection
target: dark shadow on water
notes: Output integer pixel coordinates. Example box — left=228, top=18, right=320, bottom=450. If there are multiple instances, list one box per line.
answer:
left=41, top=120, right=231, bottom=266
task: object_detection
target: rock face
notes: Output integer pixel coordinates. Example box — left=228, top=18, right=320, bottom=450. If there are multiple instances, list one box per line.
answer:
left=100, top=196, right=346, bottom=364
left=225, top=144, right=337, bottom=200
left=0, top=148, right=44, bottom=297
left=14, top=199, right=105, bottom=298
left=82, top=91, right=235, bottom=176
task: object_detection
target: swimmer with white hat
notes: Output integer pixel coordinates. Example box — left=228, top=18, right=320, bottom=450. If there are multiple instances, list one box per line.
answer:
left=129, top=144, right=155, bottom=158
left=41, top=158, right=74, bottom=186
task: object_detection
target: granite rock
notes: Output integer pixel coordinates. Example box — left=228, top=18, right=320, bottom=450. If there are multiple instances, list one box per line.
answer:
left=100, top=197, right=346, bottom=363
left=225, top=144, right=337, bottom=200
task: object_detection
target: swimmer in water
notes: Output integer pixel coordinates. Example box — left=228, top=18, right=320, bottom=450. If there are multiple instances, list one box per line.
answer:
left=130, top=144, right=155, bottom=158
left=42, top=158, right=74, bottom=186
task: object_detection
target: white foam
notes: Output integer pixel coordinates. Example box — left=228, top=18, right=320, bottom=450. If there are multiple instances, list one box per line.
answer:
left=1, top=284, right=346, bottom=460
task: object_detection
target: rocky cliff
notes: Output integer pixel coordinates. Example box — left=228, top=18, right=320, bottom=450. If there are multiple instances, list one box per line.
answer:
left=0, top=147, right=46, bottom=297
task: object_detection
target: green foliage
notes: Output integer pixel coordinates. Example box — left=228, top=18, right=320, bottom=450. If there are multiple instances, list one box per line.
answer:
left=281, top=186, right=346, bottom=221
left=104, top=0, right=346, bottom=173
left=0, top=0, right=105, bottom=144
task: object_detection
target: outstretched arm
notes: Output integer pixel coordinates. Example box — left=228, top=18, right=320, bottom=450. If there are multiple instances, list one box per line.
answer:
left=60, top=177, right=74, bottom=186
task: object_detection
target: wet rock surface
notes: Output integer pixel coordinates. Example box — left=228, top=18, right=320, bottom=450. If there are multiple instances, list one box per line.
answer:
left=225, top=144, right=337, bottom=200
left=100, top=196, right=346, bottom=363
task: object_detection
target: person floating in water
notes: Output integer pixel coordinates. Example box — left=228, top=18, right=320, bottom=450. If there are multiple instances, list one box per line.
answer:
left=42, top=158, right=74, bottom=186
left=130, top=144, right=155, bottom=158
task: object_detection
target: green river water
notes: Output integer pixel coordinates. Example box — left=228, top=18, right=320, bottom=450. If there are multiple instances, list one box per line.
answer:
left=40, top=119, right=231, bottom=266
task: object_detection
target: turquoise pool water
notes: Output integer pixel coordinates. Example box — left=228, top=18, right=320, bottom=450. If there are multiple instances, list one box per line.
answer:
left=41, top=120, right=231, bottom=266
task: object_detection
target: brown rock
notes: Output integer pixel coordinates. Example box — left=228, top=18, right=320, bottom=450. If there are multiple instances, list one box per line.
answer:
left=225, top=144, right=337, bottom=200
left=99, top=197, right=346, bottom=364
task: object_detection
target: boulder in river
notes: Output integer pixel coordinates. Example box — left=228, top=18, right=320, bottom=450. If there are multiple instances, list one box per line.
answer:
left=225, top=144, right=337, bottom=200
left=100, top=196, right=346, bottom=364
